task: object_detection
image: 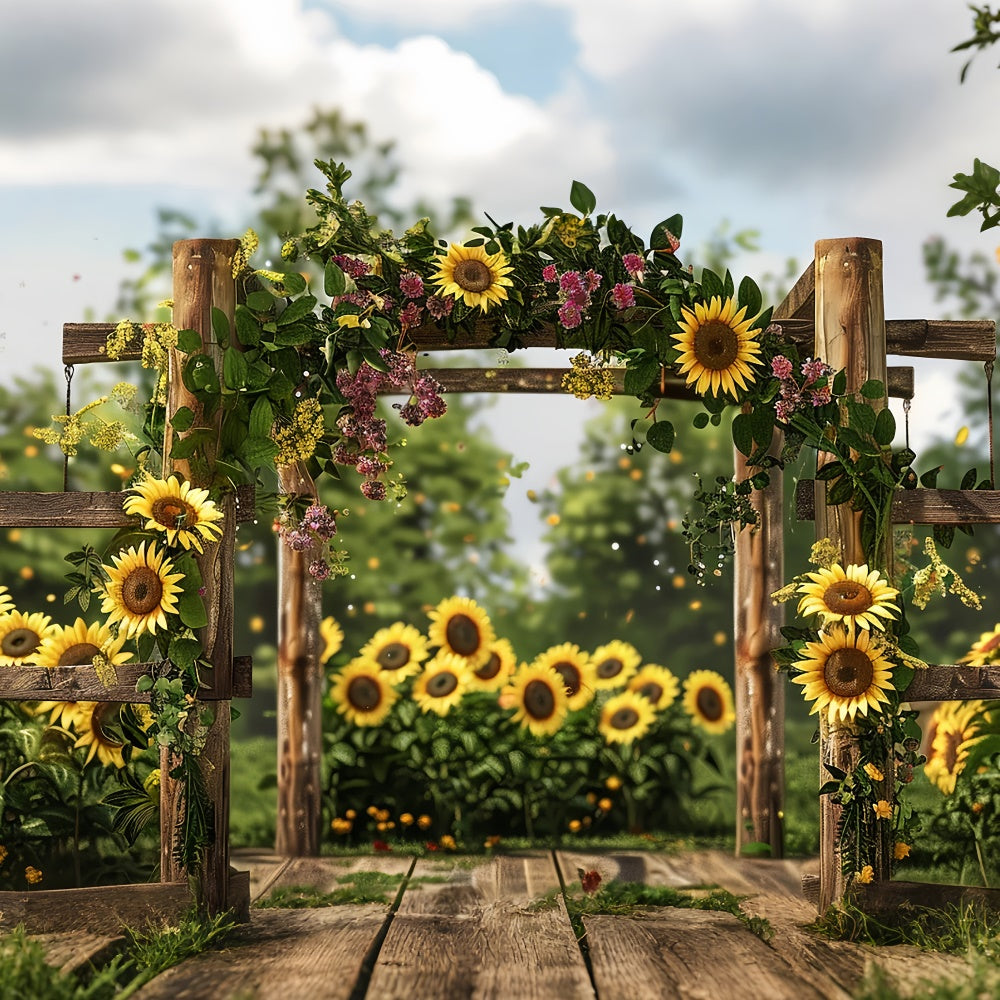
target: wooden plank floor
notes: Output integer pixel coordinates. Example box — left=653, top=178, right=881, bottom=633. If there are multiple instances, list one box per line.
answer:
left=22, top=850, right=972, bottom=999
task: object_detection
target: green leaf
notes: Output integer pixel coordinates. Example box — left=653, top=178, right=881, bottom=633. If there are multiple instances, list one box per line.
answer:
left=277, top=295, right=317, bottom=327
left=176, top=586, right=209, bottom=630
left=739, top=841, right=772, bottom=858
left=245, top=290, right=275, bottom=313
left=700, top=268, right=724, bottom=299
left=873, top=407, right=896, bottom=446
left=223, top=347, right=248, bottom=390
left=815, top=460, right=844, bottom=481
left=324, top=259, right=346, bottom=297
left=859, top=379, right=885, bottom=399
left=738, top=276, right=762, bottom=318
left=826, top=476, right=854, bottom=506
left=731, top=412, right=753, bottom=457
left=650, top=214, right=682, bottom=250
left=327, top=742, right=358, bottom=766
left=280, top=272, right=307, bottom=296
left=847, top=401, right=876, bottom=437
left=170, top=407, right=195, bottom=432
left=692, top=412, right=710, bottom=429
left=832, top=370, right=847, bottom=396
left=234, top=305, right=262, bottom=347
left=177, top=328, right=202, bottom=354
left=961, top=467, right=978, bottom=491
left=645, top=421, right=675, bottom=453
left=240, top=436, right=279, bottom=469
left=211, top=307, right=231, bottom=347
left=750, top=404, right=775, bottom=448
left=624, top=359, right=659, bottom=396
left=248, top=396, right=274, bottom=439
left=933, top=524, right=955, bottom=548
left=569, top=180, right=597, bottom=216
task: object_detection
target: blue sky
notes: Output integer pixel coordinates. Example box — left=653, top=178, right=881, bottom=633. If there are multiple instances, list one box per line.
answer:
left=1, top=0, right=997, bottom=465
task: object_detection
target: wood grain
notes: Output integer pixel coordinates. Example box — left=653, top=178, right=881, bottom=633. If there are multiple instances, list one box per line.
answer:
left=795, top=482, right=1000, bottom=525
left=857, top=880, right=1000, bottom=919
left=28, top=932, right=127, bottom=977
left=902, top=665, right=1000, bottom=701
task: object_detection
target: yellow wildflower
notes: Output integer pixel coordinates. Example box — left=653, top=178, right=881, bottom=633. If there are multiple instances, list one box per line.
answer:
left=417, top=814, right=432, bottom=830
left=439, top=834, right=457, bottom=851
left=25, top=866, right=43, bottom=885
left=273, top=398, right=325, bottom=466
left=561, top=353, right=615, bottom=401
left=232, top=229, right=259, bottom=277
left=873, top=800, right=892, bottom=820
left=809, top=538, right=841, bottom=569
left=605, top=775, right=622, bottom=791
left=597, top=797, right=613, bottom=812
left=399, top=813, right=414, bottom=827
left=855, top=865, right=874, bottom=884
left=863, top=763, right=884, bottom=782
left=893, top=842, right=911, bottom=860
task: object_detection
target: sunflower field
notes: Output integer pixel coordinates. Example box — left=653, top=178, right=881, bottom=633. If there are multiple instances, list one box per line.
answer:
left=321, top=595, right=736, bottom=846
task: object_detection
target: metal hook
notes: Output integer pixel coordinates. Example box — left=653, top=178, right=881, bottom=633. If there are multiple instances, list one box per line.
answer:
left=63, top=364, right=75, bottom=492
left=985, top=359, right=995, bottom=488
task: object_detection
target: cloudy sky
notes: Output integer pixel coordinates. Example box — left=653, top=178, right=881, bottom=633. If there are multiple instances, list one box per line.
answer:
left=1, top=0, right=997, bottom=473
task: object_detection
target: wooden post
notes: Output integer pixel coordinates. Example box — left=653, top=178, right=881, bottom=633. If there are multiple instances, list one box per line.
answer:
left=275, top=462, right=325, bottom=856
left=734, top=427, right=785, bottom=857
left=160, top=238, right=239, bottom=914
left=813, top=237, right=891, bottom=911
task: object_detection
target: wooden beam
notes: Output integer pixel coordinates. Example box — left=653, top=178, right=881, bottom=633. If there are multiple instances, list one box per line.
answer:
left=773, top=262, right=815, bottom=322
left=856, top=880, right=1000, bottom=921
left=63, top=323, right=143, bottom=364
left=902, top=664, right=1000, bottom=702
left=795, top=482, right=1000, bottom=525
left=0, top=656, right=252, bottom=703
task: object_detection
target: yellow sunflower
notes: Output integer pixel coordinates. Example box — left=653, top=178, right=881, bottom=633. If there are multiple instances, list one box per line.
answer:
left=329, top=660, right=397, bottom=726
left=960, top=624, right=1000, bottom=665
left=35, top=617, right=133, bottom=668
left=0, top=611, right=56, bottom=665
left=411, top=652, right=471, bottom=716
left=431, top=243, right=514, bottom=313
left=98, top=542, right=185, bottom=639
left=503, top=663, right=569, bottom=737
left=924, top=701, right=988, bottom=794
left=427, top=596, right=495, bottom=668
left=358, top=622, right=430, bottom=681
left=683, top=669, right=736, bottom=734
left=320, top=616, right=345, bottom=663
left=590, top=640, right=641, bottom=690
left=123, top=474, right=225, bottom=553
left=72, top=702, right=127, bottom=768
left=33, top=700, right=85, bottom=729
left=599, top=690, right=656, bottom=745
left=796, top=563, right=899, bottom=632
left=672, top=295, right=762, bottom=398
left=790, top=627, right=895, bottom=725
left=0, top=586, right=14, bottom=615
left=532, top=643, right=594, bottom=710
left=627, top=664, right=680, bottom=711
left=468, top=637, right=517, bottom=692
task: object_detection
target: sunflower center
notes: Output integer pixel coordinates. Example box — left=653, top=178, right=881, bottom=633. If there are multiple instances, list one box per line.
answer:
left=638, top=682, right=663, bottom=703
left=347, top=676, right=382, bottom=712
left=693, top=320, right=740, bottom=371
left=696, top=686, right=725, bottom=722
left=452, top=258, right=493, bottom=293
left=595, top=657, right=623, bottom=680
left=376, top=642, right=411, bottom=671
left=121, top=567, right=164, bottom=616
left=610, top=707, right=640, bottom=730
left=427, top=671, right=459, bottom=698
left=524, top=679, right=556, bottom=720
left=823, top=648, right=874, bottom=698
left=475, top=652, right=501, bottom=681
left=823, top=581, right=873, bottom=616
left=151, top=497, right=194, bottom=529
left=57, top=642, right=102, bottom=666
left=552, top=661, right=581, bottom=696
left=445, top=614, right=481, bottom=657
left=1, top=628, right=40, bottom=658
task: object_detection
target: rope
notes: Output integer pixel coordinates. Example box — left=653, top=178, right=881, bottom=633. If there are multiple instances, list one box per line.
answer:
left=63, top=364, right=75, bottom=492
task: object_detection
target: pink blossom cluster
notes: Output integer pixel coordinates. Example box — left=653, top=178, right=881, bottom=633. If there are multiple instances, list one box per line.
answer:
left=771, top=354, right=835, bottom=422
left=333, top=350, right=447, bottom=498
left=621, top=253, right=646, bottom=280
left=275, top=503, right=342, bottom=579
left=331, top=254, right=371, bottom=279
left=542, top=267, right=602, bottom=330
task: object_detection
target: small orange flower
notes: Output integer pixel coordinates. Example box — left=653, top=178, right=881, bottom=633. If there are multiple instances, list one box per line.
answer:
left=893, top=842, right=911, bottom=860
left=873, top=800, right=892, bottom=820
left=605, top=776, right=623, bottom=790
left=417, top=814, right=432, bottom=830
left=440, top=834, right=457, bottom=851
left=25, top=866, right=43, bottom=885
left=863, top=763, right=884, bottom=782
left=855, top=865, right=874, bottom=884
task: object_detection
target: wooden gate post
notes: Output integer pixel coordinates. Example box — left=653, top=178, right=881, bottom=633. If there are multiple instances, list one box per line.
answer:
left=813, top=237, right=891, bottom=910
left=734, top=426, right=785, bottom=857
left=275, top=462, right=324, bottom=855
left=161, top=238, right=240, bottom=914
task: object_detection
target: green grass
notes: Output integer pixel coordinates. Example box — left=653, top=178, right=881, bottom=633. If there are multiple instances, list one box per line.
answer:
left=854, top=956, right=1000, bottom=1000
left=256, top=871, right=406, bottom=908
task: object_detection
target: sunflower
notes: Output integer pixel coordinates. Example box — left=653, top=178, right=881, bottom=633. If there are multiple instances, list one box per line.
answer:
left=0, top=611, right=56, bottom=665
left=431, top=243, right=514, bottom=313
left=123, top=474, right=225, bottom=553
left=790, top=627, right=895, bottom=725
left=468, top=637, right=517, bottom=692
left=0, top=586, right=14, bottom=615
left=797, top=563, right=899, bottom=632
left=590, top=640, right=641, bottom=690
left=411, top=653, right=471, bottom=716
left=99, top=542, right=185, bottom=639
left=72, top=702, right=127, bottom=768
left=924, top=701, right=988, bottom=794
left=35, top=617, right=133, bottom=668
left=320, top=616, right=345, bottom=663
left=599, top=690, right=656, bottom=745
left=427, top=596, right=495, bottom=668
left=330, top=660, right=397, bottom=726
left=627, top=664, right=681, bottom=711
left=503, top=663, right=569, bottom=737
left=672, top=295, right=762, bottom=398
left=683, top=669, right=736, bottom=734
left=358, top=622, right=430, bottom=680
left=33, top=700, right=85, bottom=729
left=960, top=624, right=1000, bottom=665
left=532, top=643, right=594, bottom=710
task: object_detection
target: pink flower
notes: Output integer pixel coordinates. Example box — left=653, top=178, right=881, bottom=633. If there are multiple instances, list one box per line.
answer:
left=611, top=283, right=635, bottom=310
left=542, top=263, right=558, bottom=283
left=558, top=301, right=583, bottom=329
left=622, top=253, right=645, bottom=278
left=775, top=399, right=797, bottom=422
left=584, top=269, right=602, bottom=293
left=810, top=385, right=832, bottom=406
left=801, top=358, right=832, bottom=384
left=771, top=355, right=793, bottom=380
left=399, top=271, right=424, bottom=299
left=425, top=294, right=454, bottom=320
left=308, top=560, right=331, bottom=580
left=361, top=480, right=387, bottom=501
left=399, top=302, right=423, bottom=331
left=560, top=270, right=585, bottom=297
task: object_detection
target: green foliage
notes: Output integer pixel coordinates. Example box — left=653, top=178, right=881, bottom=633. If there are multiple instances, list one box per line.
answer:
left=256, top=871, right=405, bottom=908
left=948, top=157, right=1000, bottom=232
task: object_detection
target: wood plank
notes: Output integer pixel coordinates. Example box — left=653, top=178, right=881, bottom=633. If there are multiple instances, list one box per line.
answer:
left=0, top=882, right=191, bottom=934
left=857, top=879, right=1000, bottom=919
left=64, top=323, right=144, bottom=363
left=28, top=931, right=127, bottom=977
left=773, top=262, right=815, bottom=322
left=230, top=849, right=292, bottom=903
left=903, top=665, right=1000, bottom=701
left=795, top=482, right=1000, bottom=526
left=133, top=906, right=390, bottom=1000
left=584, top=909, right=828, bottom=1000
left=0, top=656, right=253, bottom=703
left=259, top=854, right=415, bottom=905
left=0, top=488, right=257, bottom=527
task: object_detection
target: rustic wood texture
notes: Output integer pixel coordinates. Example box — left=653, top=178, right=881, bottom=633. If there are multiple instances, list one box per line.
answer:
left=27, top=932, right=127, bottom=977
left=159, top=239, right=239, bottom=916
left=258, top=854, right=415, bottom=904
left=856, top=879, right=1000, bottom=919
left=734, top=425, right=785, bottom=858
left=132, top=907, right=391, bottom=1000
left=368, top=853, right=593, bottom=999
left=902, top=664, right=1000, bottom=701
left=63, top=322, right=144, bottom=363
left=0, top=656, right=252, bottom=703
left=813, top=237, right=892, bottom=909
left=775, top=262, right=816, bottom=321
left=0, top=882, right=191, bottom=934
left=275, top=462, right=324, bottom=858
left=795, top=481, right=1000, bottom=525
